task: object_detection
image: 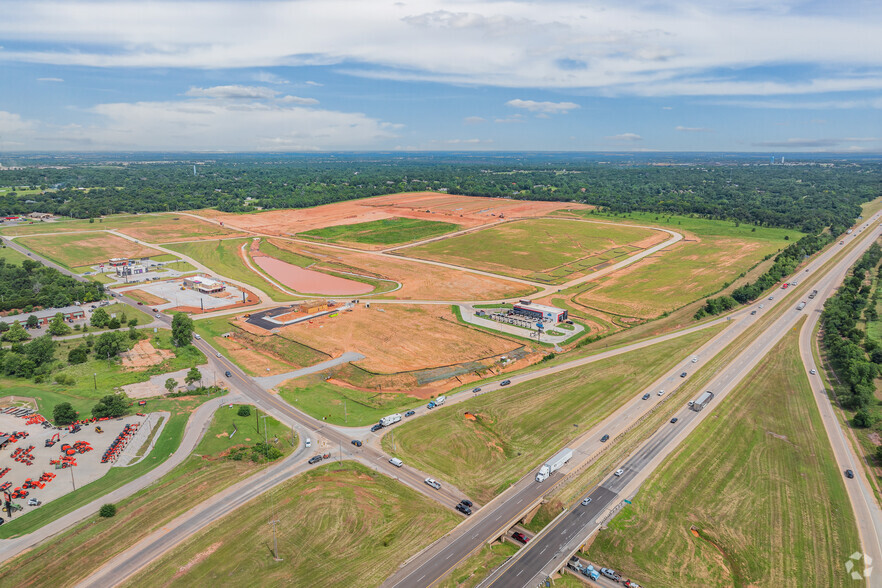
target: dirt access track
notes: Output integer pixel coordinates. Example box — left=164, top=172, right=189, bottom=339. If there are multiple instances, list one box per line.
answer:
left=279, top=304, right=521, bottom=373
left=195, top=192, right=589, bottom=239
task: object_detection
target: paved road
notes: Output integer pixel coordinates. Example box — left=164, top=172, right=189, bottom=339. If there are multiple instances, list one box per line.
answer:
left=485, top=215, right=882, bottom=588
left=253, top=351, right=366, bottom=389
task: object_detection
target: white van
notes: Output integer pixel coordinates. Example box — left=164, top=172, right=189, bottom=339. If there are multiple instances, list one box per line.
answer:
left=305, top=438, right=311, bottom=448
left=389, top=458, right=403, bottom=468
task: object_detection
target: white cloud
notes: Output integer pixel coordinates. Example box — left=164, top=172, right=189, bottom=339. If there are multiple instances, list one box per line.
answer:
left=495, top=114, right=525, bottom=124
left=675, top=126, right=713, bottom=133
left=3, top=1, right=880, bottom=96
left=304, top=81, right=323, bottom=86
left=185, top=85, right=280, bottom=99
left=463, top=116, right=485, bottom=124
left=36, top=77, right=64, bottom=82
left=253, top=72, right=289, bottom=84
left=0, top=91, right=398, bottom=151
left=606, top=133, right=643, bottom=142
left=506, top=99, right=579, bottom=114
left=279, top=95, right=320, bottom=105
left=440, top=138, right=492, bottom=144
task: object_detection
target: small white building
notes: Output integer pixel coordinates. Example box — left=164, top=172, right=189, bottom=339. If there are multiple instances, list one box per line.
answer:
left=183, top=276, right=226, bottom=294
left=115, top=263, right=146, bottom=277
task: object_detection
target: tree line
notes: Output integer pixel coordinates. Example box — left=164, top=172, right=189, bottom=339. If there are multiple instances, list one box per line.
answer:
left=0, top=258, right=105, bottom=313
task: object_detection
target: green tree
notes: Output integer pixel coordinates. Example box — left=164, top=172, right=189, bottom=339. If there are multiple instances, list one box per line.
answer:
left=24, top=335, right=56, bottom=367
left=2, top=321, right=30, bottom=342
left=53, top=402, right=78, bottom=425
left=26, top=314, right=38, bottom=329
left=90, top=307, right=110, bottom=328
left=107, top=317, right=121, bottom=330
left=128, top=317, right=138, bottom=328
left=92, top=393, right=130, bottom=418
left=237, top=405, right=251, bottom=417
left=47, top=312, right=72, bottom=336
left=119, top=312, right=128, bottom=325
left=93, top=331, right=129, bottom=359
left=171, top=312, right=195, bottom=347
left=68, top=345, right=89, bottom=364
left=165, top=378, right=177, bottom=393
left=184, top=366, right=202, bottom=386
left=853, top=408, right=877, bottom=428
left=99, top=504, right=116, bottom=518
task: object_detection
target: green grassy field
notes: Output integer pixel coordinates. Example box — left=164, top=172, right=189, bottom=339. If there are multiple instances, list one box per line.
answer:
left=402, top=218, right=657, bottom=282
left=439, top=541, right=520, bottom=588
left=165, top=238, right=296, bottom=301
left=383, top=326, right=721, bottom=502
left=0, top=404, right=292, bottom=583
left=0, top=246, right=31, bottom=265
left=570, top=213, right=797, bottom=318
left=585, top=323, right=861, bottom=587
left=0, top=393, right=224, bottom=538
left=279, top=377, right=424, bottom=426
left=124, top=461, right=460, bottom=588
left=298, top=216, right=460, bottom=246
left=15, top=232, right=163, bottom=270
left=259, top=239, right=315, bottom=267
left=196, top=403, right=296, bottom=455
left=0, top=213, right=240, bottom=242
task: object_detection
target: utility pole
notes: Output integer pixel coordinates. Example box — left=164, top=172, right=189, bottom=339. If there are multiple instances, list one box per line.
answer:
left=256, top=406, right=260, bottom=435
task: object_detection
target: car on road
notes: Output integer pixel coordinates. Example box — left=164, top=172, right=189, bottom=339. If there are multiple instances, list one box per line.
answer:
left=657, top=389, right=665, bottom=396
left=151, top=308, right=157, bottom=312
left=27, top=498, right=41, bottom=506
left=670, top=417, right=679, bottom=424
left=750, top=310, right=757, bottom=315
left=460, top=499, right=473, bottom=508
left=351, top=440, right=362, bottom=447
left=581, top=497, right=592, bottom=506
left=425, top=478, right=442, bottom=490
left=512, top=531, right=529, bottom=544
left=456, top=503, right=472, bottom=516
left=600, top=434, right=610, bottom=442
left=370, top=423, right=383, bottom=432
left=500, top=380, right=511, bottom=386
left=472, top=387, right=481, bottom=393
left=642, top=393, right=651, bottom=400
left=308, top=455, right=322, bottom=465
left=305, top=438, right=311, bottom=448
left=845, top=469, right=855, bottom=479
left=809, top=368, right=816, bottom=375
left=390, top=458, right=403, bottom=467
left=0, top=517, right=4, bottom=525
left=691, top=356, right=698, bottom=363
left=404, top=410, right=416, bottom=417
left=688, top=401, right=694, bottom=407
left=137, top=301, right=143, bottom=305
left=614, top=468, right=624, bottom=476
left=224, top=371, right=232, bottom=377
left=155, top=314, right=162, bottom=319
left=759, top=304, right=764, bottom=309
left=216, top=352, right=222, bottom=357
left=680, top=372, right=688, bottom=378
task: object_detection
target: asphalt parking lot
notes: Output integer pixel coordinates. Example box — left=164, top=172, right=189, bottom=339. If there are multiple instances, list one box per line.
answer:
left=0, top=412, right=148, bottom=514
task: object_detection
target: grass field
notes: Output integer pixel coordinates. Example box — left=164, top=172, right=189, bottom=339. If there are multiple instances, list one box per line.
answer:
left=124, top=461, right=460, bottom=588
left=298, top=216, right=460, bottom=246
left=383, top=326, right=722, bottom=502
left=0, top=404, right=292, bottom=583
left=279, top=378, right=424, bottom=426
left=401, top=218, right=660, bottom=282
left=568, top=212, right=797, bottom=318
left=0, top=393, right=224, bottom=538
left=439, top=541, right=520, bottom=588
left=165, top=238, right=296, bottom=301
left=0, top=214, right=241, bottom=242
left=16, top=232, right=163, bottom=270
left=585, top=323, right=861, bottom=587
left=0, top=246, right=30, bottom=265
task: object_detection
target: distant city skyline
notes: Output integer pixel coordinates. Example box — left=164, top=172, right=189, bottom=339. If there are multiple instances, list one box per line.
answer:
left=0, top=0, right=880, bottom=152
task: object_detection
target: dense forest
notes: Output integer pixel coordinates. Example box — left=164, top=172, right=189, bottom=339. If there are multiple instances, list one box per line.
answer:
left=0, top=258, right=105, bottom=312
left=0, top=153, right=879, bottom=234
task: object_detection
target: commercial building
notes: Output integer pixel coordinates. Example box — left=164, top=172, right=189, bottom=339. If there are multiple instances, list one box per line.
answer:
left=512, top=300, right=567, bottom=323
left=0, top=305, right=86, bottom=327
left=183, top=275, right=226, bottom=294
left=108, top=258, right=129, bottom=267
left=115, top=263, right=146, bottom=277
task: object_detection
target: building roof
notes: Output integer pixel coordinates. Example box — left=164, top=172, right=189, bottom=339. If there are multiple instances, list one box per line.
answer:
left=189, top=276, right=222, bottom=287
left=513, top=301, right=565, bottom=315
left=0, top=305, right=85, bottom=325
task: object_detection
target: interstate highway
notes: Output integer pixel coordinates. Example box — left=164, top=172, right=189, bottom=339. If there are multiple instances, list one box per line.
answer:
left=486, top=216, right=882, bottom=588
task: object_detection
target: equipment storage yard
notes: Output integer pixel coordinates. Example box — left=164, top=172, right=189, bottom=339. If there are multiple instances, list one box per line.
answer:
left=0, top=410, right=151, bottom=513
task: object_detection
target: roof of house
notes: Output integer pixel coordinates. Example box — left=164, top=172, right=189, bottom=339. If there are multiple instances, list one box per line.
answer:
left=0, top=305, right=85, bottom=324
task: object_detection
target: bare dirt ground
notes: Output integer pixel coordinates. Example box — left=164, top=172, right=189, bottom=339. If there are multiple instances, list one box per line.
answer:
left=115, top=217, right=243, bottom=243
left=194, top=192, right=588, bottom=236
left=120, top=340, right=174, bottom=370
left=280, top=304, right=521, bottom=373
left=17, top=232, right=163, bottom=268
left=125, top=289, right=168, bottom=306
left=268, top=238, right=534, bottom=300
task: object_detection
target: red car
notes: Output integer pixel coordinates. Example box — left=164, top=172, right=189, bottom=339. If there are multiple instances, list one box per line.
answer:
left=512, top=532, right=529, bottom=544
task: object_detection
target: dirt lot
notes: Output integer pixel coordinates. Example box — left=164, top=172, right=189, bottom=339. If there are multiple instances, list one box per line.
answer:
left=194, top=192, right=587, bottom=237
left=16, top=232, right=163, bottom=269
left=268, top=238, right=535, bottom=300
left=114, top=216, right=244, bottom=243
left=280, top=304, right=521, bottom=373
left=124, top=289, right=168, bottom=306
left=0, top=412, right=149, bottom=509
left=120, top=340, right=174, bottom=370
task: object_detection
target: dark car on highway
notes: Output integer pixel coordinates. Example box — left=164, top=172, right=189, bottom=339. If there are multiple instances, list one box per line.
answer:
left=680, top=372, right=688, bottom=378
left=404, top=410, right=416, bottom=417
left=845, top=469, right=855, bottom=479
left=459, top=498, right=473, bottom=508
left=351, top=440, right=362, bottom=447
left=308, top=455, right=323, bottom=465
left=642, top=393, right=651, bottom=400
left=456, top=503, right=472, bottom=516
left=225, top=371, right=232, bottom=377
left=500, top=380, right=511, bottom=386
left=512, top=532, right=529, bottom=544
left=600, top=434, right=610, bottom=442
left=370, top=423, right=383, bottom=432
left=670, top=417, right=679, bottom=424
left=472, top=387, right=481, bottom=393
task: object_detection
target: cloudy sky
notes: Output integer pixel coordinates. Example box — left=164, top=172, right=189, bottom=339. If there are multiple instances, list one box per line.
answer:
left=0, top=0, right=880, bottom=152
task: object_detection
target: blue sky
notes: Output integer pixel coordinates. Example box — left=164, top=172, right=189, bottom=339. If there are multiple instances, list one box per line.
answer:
left=0, top=0, right=880, bottom=152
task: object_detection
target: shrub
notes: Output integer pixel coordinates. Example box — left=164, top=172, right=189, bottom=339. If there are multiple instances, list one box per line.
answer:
left=99, top=503, right=117, bottom=518
left=237, top=405, right=251, bottom=417
left=53, top=402, right=78, bottom=425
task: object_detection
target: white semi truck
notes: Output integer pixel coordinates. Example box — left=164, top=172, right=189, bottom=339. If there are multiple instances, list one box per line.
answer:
left=379, top=413, right=402, bottom=427
left=536, top=447, right=574, bottom=482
